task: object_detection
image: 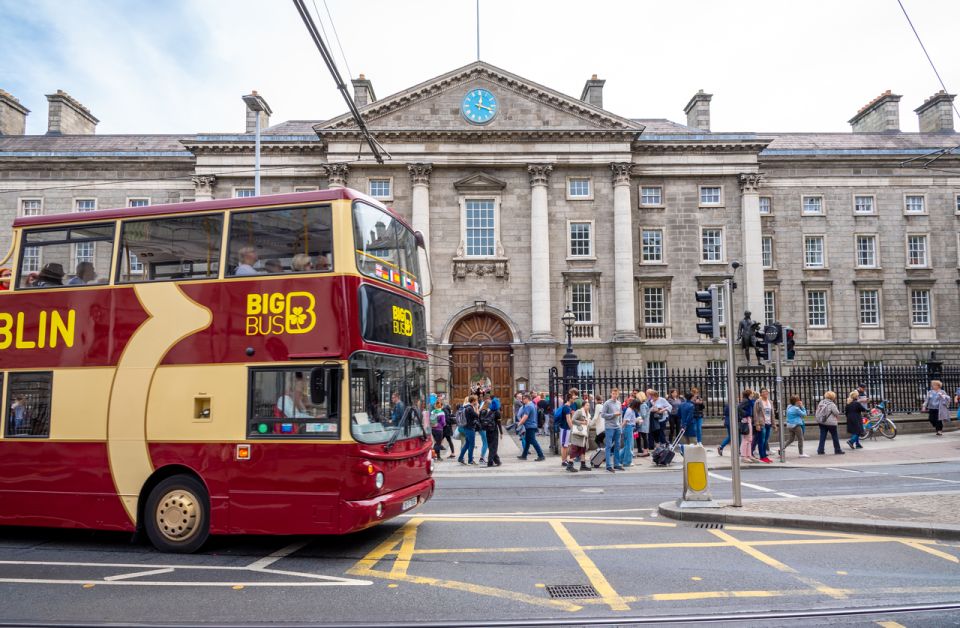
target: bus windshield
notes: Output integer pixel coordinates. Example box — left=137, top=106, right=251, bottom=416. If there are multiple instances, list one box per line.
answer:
left=349, top=353, right=426, bottom=444
left=353, top=201, right=421, bottom=294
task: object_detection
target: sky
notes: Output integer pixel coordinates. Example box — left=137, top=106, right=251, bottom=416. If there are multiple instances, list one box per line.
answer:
left=1, top=0, right=958, bottom=136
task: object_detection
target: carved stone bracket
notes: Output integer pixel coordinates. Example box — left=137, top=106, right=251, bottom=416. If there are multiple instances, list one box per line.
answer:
left=408, top=162, right=433, bottom=187
left=452, top=259, right=510, bottom=280
left=191, top=175, right=216, bottom=197
left=527, top=163, right=553, bottom=187
left=610, top=162, right=632, bottom=186
left=738, top=172, right=763, bottom=194
left=321, top=163, right=350, bottom=187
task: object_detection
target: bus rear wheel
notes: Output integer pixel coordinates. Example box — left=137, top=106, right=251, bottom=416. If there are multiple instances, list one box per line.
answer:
left=144, top=475, right=210, bottom=553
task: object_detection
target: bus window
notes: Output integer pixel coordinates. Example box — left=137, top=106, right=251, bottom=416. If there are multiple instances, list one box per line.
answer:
left=117, top=214, right=223, bottom=283
left=5, top=372, right=52, bottom=438
left=353, top=202, right=421, bottom=294
left=348, top=352, right=426, bottom=444
left=247, top=368, right=340, bottom=438
left=17, top=224, right=114, bottom=289
left=227, top=205, right=334, bottom=277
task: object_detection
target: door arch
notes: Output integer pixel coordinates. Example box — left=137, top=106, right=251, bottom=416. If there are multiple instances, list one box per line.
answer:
left=449, top=312, right=513, bottom=403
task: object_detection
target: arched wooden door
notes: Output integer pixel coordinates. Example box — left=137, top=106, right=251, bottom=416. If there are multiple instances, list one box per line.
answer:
left=449, top=313, right=513, bottom=403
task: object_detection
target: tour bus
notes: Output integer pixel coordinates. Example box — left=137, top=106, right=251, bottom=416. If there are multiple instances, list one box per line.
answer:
left=0, top=188, right=434, bottom=552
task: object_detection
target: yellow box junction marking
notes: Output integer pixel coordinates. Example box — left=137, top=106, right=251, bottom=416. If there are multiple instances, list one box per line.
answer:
left=549, top=520, right=630, bottom=611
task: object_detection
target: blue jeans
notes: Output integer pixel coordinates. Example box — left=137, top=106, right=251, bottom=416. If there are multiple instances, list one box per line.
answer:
left=605, top=427, right=622, bottom=469
left=619, top=424, right=634, bottom=466
left=458, top=428, right=476, bottom=463
left=480, top=430, right=488, bottom=458
left=693, top=418, right=703, bottom=443
left=720, top=423, right=731, bottom=450
left=757, top=424, right=772, bottom=458
left=520, top=426, right=544, bottom=458
left=848, top=432, right=860, bottom=446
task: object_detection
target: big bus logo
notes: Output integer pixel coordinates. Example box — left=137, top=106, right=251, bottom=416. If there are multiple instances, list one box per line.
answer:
left=245, top=292, right=317, bottom=336
left=392, top=305, right=413, bottom=337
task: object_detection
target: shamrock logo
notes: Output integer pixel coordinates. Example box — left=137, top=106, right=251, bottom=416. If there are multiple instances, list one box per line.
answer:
left=287, top=306, right=308, bottom=329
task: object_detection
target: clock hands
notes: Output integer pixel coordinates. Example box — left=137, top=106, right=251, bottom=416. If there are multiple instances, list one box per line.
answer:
left=475, top=103, right=493, bottom=112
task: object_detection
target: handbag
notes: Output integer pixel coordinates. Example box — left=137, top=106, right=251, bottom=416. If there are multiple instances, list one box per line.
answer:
left=739, top=422, right=749, bottom=435
left=571, top=423, right=588, bottom=438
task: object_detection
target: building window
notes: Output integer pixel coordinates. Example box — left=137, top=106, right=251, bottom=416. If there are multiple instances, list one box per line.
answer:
left=128, top=254, right=144, bottom=274
left=75, top=199, right=96, bottom=212
left=764, top=290, right=776, bottom=326
left=640, top=186, right=662, bottom=207
left=905, top=195, right=925, bottom=214
left=368, top=178, right=392, bottom=199
left=858, top=289, right=880, bottom=327
left=567, top=177, right=592, bottom=199
left=804, top=235, right=825, bottom=268
left=699, top=186, right=721, bottom=206
left=20, top=199, right=42, bottom=216
left=577, top=361, right=595, bottom=378
left=759, top=196, right=771, bottom=214
left=641, top=229, right=663, bottom=263
left=568, top=222, right=592, bottom=257
left=74, top=241, right=95, bottom=267
left=128, top=198, right=150, bottom=207
left=802, top=196, right=823, bottom=215
left=705, top=360, right=727, bottom=400
left=715, top=284, right=726, bottom=325
left=5, top=372, right=53, bottom=438
left=854, top=195, right=875, bottom=214
left=701, top=228, right=723, bottom=262
left=807, top=290, right=828, bottom=328
left=234, top=188, right=255, bottom=199
left=643, top=287, right=665, bottom=325
left=646, top=361, right=668, bottom=392
left=761, top=236, right=773, bottom=268
left=855, top=235, right=877, bottom=268
left=464, top=199, right=496, bottom=257
left=906, top=234, right=928, bottom=267
left=910, top=289, right=931, bottom=327
left=570, top=282, right=593, bottom=323
left=21, top=246, right=40, bottom=273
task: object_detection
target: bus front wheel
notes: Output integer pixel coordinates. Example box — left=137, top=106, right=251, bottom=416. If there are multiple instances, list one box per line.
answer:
left=144, top=475, right=210, bottom=553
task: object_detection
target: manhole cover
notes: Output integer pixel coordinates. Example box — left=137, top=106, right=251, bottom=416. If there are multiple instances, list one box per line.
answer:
left=545, top=584, right=600, bottom=599
left=693, top=522, right=724, bottom=529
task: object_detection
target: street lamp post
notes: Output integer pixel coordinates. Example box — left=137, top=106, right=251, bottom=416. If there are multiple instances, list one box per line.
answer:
left=560, top=307, right=579, bottom=389
left=242, top=91, right=272, bottom=196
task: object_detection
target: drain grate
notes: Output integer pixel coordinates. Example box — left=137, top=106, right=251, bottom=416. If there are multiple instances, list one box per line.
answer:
left=545, top=584, right=600, bottom=599
left=694, top=522, right=724, bottom=529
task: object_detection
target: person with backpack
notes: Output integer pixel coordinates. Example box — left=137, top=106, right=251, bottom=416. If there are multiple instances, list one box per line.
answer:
left=738, top=389, right=759, bottom=464
left=557, top=393, right=575, bottom=469
left=477, top=397, right=491, bottom=464
left=440, top=395, right=456, bottom=459
left=679, top=392, right=696, bottom=445
left=815, top=391, right=845, bottom=455
left=922, top=380, right=950, bottom=437
left=689, top=387, right=706, bottom=446
left=429, top=400, right=446, bottom=461
left=516, top=393, right=545, bottom=461
left=647, top=390, right=671, bottom=446
left=481, top=395, right=502, bottom=467
left=666, top=389, right=683, bottom=442
left=457, top=395, right=481, bottom=465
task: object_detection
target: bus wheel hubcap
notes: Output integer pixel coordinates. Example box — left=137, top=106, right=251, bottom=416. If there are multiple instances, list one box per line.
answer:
left=155, top=489, right=200, bottom=542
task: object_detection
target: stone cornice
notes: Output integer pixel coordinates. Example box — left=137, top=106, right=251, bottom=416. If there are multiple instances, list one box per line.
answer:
left=182, top=142, right=325, bottom=155
left=314, top=127, right=639, bottom=143
left=632, top=138, right=773, bottom=154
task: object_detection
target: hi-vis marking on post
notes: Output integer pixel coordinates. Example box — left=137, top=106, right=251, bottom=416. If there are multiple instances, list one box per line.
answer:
left=245, top=292, right=316, bottom=336
left=0, top=309, right=75, bottom=349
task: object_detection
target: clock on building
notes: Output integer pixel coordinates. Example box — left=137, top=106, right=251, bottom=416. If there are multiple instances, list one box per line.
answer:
left=461, top=88, right=498, bottom=124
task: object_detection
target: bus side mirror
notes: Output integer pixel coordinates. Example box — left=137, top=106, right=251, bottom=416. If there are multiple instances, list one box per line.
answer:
left=326, top=368, right=342, bottom=416
left=309, top=367, right=327, bottom=405
left=414, top=230, right=426, bottom=249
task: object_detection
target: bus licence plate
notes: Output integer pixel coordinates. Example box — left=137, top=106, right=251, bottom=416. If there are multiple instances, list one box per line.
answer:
left=402, top=497, right=418, bottom=512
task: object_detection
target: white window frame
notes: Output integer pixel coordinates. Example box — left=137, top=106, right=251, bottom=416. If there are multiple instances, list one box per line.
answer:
left=763, top=289, right=777, bottom=326
left=699, top=185, right=723, bottom=207
left=232, top=188, right=255, bottom=199
left=903, top=193, right=927, bottom=215
left=700, top=226, right=725, bottom=264
left=566, top=177, right=593, bottom=201
left=126, top=197, right=151, bottom=207
left=367, top=177, right=393, bottom=201
left=21, top=245, right=41, bottom=273
left=803, top=235, right=826, bottom=269
left=853, top=194, right=876, bottom=215
left=905, top=233, right=929, bottom=268
left=806, top=289, right=829, bottom=329
left=802, top=195, right=824, bottom=216
left=458, top=194, right=502, bottom=259
left=705, top=360, right=727, bottom=401
left=857, top=288, right=881, bottom=328
left=73, top=198, right=97, bottom=212
left=567, top=220, right=595, bottom=259
left=642, top=286, right=666, bottom=326
left=854, top=234, right=879, bottom=269
left=909, top=288, right=932, bottom=328
left=569, top=281, right=594, bottom=324
left=761, top=236, right=774, bottom=269
left=759, top=196, right=772, bottom=215
left=639, top=185, right=663, bottom=208
left=19, top=198, right=44, bottom=217
left=74, top=240, right=96, bottom=268
left=640, top=228, right=664, bottom=264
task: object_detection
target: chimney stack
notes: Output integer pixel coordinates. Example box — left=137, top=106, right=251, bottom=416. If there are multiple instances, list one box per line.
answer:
left=352, top=74, right=376, bottom=107
left=243, top=90, right=272, bottom=133
left=580, top=74, right=605, bottom=109
left=45, top=90, right=98, bottom=135
left=914, top=91, right=956, bottom=133
left=848, top=90, right=901, bottom=133
left=684, top=90, right=712, bottom=131
left=0, top=89, right=30, bottom=135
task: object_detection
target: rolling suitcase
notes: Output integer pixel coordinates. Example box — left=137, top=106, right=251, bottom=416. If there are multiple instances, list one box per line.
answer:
left=590, top=448, right=605, bottom=468
left=652, top=428, right=685, bottom=466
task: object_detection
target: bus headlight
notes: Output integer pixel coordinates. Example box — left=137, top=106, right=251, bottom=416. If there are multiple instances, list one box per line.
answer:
left=375, top=472, right=384, bottom=489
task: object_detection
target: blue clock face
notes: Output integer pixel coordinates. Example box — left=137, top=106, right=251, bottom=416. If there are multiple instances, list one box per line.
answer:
left=461, top=88, right=498, bottom=124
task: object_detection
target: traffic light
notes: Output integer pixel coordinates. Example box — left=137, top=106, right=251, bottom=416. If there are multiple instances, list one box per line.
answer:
left=754, top=328, right=770, bottom=361
left=785, top=326, right=796, bottom=360
left=695, top=286, right=720, bottom=339
left=764, top=322, right=783, bottom=345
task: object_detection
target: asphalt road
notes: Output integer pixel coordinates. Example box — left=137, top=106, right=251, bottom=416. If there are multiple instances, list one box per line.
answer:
left=0, top=461, right=959, bottom=627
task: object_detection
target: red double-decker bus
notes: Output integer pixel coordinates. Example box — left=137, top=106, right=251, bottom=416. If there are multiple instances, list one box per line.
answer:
left=0, top=188, right=434, bottom=552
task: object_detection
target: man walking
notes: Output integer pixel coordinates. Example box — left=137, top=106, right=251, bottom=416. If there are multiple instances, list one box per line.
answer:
left=601, top=388, right=624, bottom=473
left=647, top=390, right=672, bottom=446
left=516, top=393, right=545, bottom=461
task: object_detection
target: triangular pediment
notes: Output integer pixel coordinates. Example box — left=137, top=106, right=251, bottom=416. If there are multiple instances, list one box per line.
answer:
left=315, top=61, right=642, bottom=139
left=453, top=172, right=507, bottom=192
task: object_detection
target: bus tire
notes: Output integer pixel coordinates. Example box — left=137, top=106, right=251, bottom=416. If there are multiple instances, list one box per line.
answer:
left=143, top=474, right=210, bottom=553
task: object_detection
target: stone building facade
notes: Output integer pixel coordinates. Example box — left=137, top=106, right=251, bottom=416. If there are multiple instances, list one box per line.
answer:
left=2, top=63, right=959, bottom=400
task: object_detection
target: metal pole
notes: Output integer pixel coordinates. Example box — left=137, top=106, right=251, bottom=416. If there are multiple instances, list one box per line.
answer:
left=724, top=279, right=742, bottom=507
left=775, top=341, right=786, bottom=463
left=254, top=111, right=261, bottom=196
left=476, top=0, right=480, bottom=60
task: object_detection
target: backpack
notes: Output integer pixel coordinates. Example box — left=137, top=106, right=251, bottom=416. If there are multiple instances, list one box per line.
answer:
left=554, top=406, right=564, bottom=420
left=537, top=407, right=546, bottom=429
left=455, top=406, right=467, bottom=427
left=479, top=408, right=497, bottom=431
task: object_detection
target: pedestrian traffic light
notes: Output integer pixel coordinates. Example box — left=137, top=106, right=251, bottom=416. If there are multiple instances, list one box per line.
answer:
left=764, top=322, right=783, bottom=345
left=754, top=328, right=770, bottom=361
left=785, top=326, right=796, bottom=360
left=695, top=286, right=720, bottom=339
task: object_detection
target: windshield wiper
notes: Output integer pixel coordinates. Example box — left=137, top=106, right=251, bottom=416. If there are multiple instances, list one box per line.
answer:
left=384, top=406, right=416, bottom=452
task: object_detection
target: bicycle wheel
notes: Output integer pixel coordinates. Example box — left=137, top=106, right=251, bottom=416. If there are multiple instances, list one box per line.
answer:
left=879, top=420, right=896, bottom=439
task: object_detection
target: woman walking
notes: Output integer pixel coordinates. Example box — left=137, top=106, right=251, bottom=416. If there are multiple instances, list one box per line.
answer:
left=566, top=399, right=593, bottom=472
left=738, top=389, right=758, bottom=464
left=482, top=396, right=503, bottom=467
left=922, top=380, right=950, bottom=436
left=429, top=401, right=446, bottom=461
left=752, top=388, right=775, bottom=464
left=637, top=392, right=651, bottom=457
left=815, top=391, right=845, bottom=455
left=458, top=395, right=480, bottom=465
left=690, top=387, right=705, bottom=446
left=780, top=396, right=809, bottom=458
left=619, top=398, right=639, bottom=468
left=845, top=391, right=866, bottom=450
left=440, top=395, right=456, bottom=459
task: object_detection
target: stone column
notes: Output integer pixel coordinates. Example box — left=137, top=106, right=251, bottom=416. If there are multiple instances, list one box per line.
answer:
left=739, top=173, right=765, bottom=321
left=191, top=175, right=216, bottom=201
left=528, top=164, right=553, bottom=341
left=322, top=163, right=349, bottom=188
left=408, top=163, right=433, bottom=342
left=611, top=163, right=638, bottom=340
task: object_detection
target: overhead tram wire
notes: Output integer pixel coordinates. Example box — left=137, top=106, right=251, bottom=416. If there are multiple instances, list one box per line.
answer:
left=320, top=0, right=354, bottom=84
left=292, top=0, right=389, bottom=164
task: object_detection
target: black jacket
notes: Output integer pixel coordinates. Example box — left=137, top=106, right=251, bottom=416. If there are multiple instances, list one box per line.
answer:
left=463, top=404, right=481, bottom=431
left=844, top=402, right=864, bottom=436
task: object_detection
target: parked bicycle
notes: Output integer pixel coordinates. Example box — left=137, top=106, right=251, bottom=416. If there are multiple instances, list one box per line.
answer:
left=862, top=400, right=897, bottom=439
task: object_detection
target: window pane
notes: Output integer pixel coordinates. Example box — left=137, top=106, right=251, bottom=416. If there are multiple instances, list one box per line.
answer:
left=349, top=353, right=427, bottom=445
left=464, top=199, right=496, bottom=257
left=807, top=290, right=827, bottom=327
left=907, top=235, right=928, bottom=266
left=19, top=224, right=115, bottom=288
left=118, top=214, right=223, bottom=283
left=641, top=186, right=662, bottom=206
left=854, top=196, right=874, bottom=213
left=229, top=205, right=334, bottom=276
left=643, top=287, right=664, bottom=325
left=700, top=187, right=721, bottom=204
left=21, top=199, right=42, bottom=216
left=75, top=199, right=96, bottom=212
left=248, top=368, right=339, bottom=438
left=858, top=290, right=879, bottom=326
left=354, top=202, right=421, bottom=293
left=911, top=289, right=930, bottom=326
left=761, top=237, right=773, bottom=268
left=701, top=229, right=722, bottom=261
left=6, top=372, right=52, bottom=438
left=706, top=360, right=727, bottom=400
left=764, top=290, right=776, bottom=326
left=905, top=195, right=925, bottom=213
left=759, top=197, right=771, bottom=214
left=234, top=189, right=255, bottom=198
left=568, top=178, right=591, bottom=197
left=369, top=179, right=391, bottom=198
left=571, top=282, right=592, bottom=323
left=856, top=235, right=876, bottom=267
left=569, top=222, right=591, bottom=256
left=645, top=361, right=668, bottom=394
left=803, top=196, right=822, bottom=214
left=641, top=229, right=662, bottom=262
left=804, top=236, right=824, bottom=268
left=128, top=198, right=150, bottom=207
